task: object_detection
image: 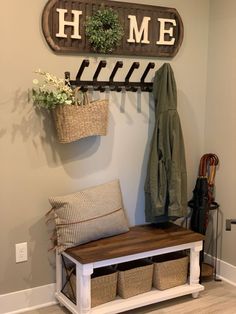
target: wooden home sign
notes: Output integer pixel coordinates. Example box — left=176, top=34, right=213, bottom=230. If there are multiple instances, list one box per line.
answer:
left=42, top=0, right=184, bottom=58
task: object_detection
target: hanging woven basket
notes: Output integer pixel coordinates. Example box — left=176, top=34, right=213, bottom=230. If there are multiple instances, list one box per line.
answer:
left=52, top=97, right=109, bottom=144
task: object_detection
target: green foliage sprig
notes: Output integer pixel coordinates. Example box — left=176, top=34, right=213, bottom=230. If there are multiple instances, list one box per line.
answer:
left=31, top=70, right=83, bottom=110
left=85, top=8, right=124, bottom=54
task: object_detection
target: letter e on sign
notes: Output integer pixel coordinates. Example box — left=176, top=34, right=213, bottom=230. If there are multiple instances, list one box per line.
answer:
left=157, top=18, right=177, bottom=46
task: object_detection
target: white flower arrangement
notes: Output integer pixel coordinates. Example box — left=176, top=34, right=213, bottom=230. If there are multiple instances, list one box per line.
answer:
left=31, top=70, right=83, bottom=110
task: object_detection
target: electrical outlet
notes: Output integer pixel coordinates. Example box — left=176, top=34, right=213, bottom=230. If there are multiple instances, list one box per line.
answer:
left=15, top=242, right=28, bottom=263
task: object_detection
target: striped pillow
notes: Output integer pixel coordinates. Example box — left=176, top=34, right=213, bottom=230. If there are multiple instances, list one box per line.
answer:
left=48, top=180, right=129, bottom=253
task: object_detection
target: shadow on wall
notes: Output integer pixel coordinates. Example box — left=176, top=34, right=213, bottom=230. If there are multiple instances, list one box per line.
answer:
left=134, top=93, right=155, bottom=225
left=111, top=89, right=150, bottom=124
left=8, top=87, right=158, bottom=197
left=8, top=89, right=115, bottom=178
left=28, top=216, right=56, bottom=287
left=11, top=89, right=49, bottom=143
left=177, top=90, right=203, bottom=189
left=9, top=88, right=152, bottom=181
left=0, top=128, right=7, bottom=138
left=2, top=216, right=55, bottom=294
left=0, top=94, right=12, bottom=139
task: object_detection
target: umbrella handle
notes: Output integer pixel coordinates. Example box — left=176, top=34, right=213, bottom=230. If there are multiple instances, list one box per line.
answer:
left=208, top=165, right=216, bottom=185
left=199, top=155, right=208, bottom=176
left=199, top=153, right=219, bottom=178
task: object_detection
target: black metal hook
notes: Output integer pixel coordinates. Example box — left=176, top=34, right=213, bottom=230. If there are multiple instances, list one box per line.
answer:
left=141, top=63, right=155, bottom=83
left=109, top=61, right=123, bottom=91
left=93, top=61, right=107, bottom=82
left=140, top=63, right=155, bottom=92
left=76, top=60, right=89, bottom=81
left=125, top=85, right=139, bottom=92
left=141, top=85, right=153, bottom=92
left=93, top=61, right=107, bottom=91
left=116, top=86, right=123, bottom=92
left=124, top=62, right=140, bottom=92
left=109, top=61, right=123, bottom=82
left=125, top=62, right=140, bottom=84
left=67, top=59, right=154, bottom=93
left=81, top=86, right=88, bottom=92
left=98, top=86, right=106, bottom=92
left=131, top=86, right=139, bottom=92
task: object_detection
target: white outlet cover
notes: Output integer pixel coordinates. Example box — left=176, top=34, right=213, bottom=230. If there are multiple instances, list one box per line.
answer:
left=15, top=242, right=28, bottom=263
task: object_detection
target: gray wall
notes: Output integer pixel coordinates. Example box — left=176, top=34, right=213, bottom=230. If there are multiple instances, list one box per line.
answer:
left=205, top=0, right=236, bottom=266
left=0, top=0, right=209, bottom=294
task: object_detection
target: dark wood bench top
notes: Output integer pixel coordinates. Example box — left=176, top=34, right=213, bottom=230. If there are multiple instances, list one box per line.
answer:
left=65, top=223, right=204, bottom=264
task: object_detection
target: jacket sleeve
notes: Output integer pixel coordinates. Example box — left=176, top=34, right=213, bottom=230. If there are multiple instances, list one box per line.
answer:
left=166, top=113, right=187, bottom=217
left=144, top=122, right=167, bottom=219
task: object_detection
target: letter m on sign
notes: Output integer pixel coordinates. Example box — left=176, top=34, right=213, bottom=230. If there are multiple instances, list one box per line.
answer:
left=127, top=15, right=151, bottom=44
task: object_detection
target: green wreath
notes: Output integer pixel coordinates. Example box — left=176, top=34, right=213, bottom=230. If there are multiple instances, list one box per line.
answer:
left=85, top=8, right=124, bottom=54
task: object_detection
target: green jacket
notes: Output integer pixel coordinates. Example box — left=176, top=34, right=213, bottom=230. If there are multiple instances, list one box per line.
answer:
left=145, top=63, right=187, bottom=223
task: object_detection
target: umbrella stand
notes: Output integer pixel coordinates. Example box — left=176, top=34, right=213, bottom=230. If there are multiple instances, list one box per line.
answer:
left=189, top=153, right=220, bottom=282
left=201, top=205, right=221, bottom=282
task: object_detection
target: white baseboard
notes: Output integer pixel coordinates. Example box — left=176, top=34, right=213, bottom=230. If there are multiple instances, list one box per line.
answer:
left=204, top=253, right=236, bottom=286
left=0, top=283, right=57, bottom=314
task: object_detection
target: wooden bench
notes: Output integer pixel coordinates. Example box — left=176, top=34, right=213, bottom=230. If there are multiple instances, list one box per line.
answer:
left=56, top=223, right=204, bottom=314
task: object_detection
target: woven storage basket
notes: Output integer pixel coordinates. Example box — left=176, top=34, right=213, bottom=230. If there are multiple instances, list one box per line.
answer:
left=68, top=267, right=117, bottom=307
left=52, top=98, right=109, bottom=143
left=152, top=252, right=188, bottom=290
left=117, top=259, right=153, bottom=299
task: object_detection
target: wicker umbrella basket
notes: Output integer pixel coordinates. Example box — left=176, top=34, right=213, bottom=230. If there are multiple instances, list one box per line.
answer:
left=68, top=267, right=117, bottom=307
left=152, top=252, right=188, bottom=290
left=52, top=98, right=109, bottom=143
left=117, top=259, right=153, bottom=299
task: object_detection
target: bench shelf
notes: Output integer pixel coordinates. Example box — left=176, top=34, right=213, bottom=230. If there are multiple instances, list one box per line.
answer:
left=55, top=223, right=204, bottom=314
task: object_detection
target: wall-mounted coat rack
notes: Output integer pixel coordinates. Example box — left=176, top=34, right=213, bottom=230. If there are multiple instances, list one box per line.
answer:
left=65, top=60, right=155, bottom=92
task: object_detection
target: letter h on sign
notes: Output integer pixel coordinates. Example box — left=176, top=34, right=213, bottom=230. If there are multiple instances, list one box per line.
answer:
left=56, top=8, right=82, bottom=39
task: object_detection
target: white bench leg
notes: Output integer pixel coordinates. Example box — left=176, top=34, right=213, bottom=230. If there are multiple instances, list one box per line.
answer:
left=76, top=263, right=93, bottom=314
left=56, top=252, right=63, bottom=295
left=189, top=242, right=202, bottom=286
left=192, top=292, right=199, bottom=298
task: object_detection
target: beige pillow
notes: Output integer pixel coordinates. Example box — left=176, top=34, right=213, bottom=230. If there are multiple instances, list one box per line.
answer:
left=49, top=179, right=129, bottom=253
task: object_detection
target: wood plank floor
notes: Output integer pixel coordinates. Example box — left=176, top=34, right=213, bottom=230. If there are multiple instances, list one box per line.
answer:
left=24, top=281, right=236, bottom=314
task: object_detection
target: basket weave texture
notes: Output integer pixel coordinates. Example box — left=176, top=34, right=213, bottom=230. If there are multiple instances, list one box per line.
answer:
left=117, top=260, right=153, bottom=299
left=52, top=98, right=109, bottom=143
left=70, top=268, right=117, bottom=307
left=91, top=271, right=117, bottom=307
left=153, top=254, right=188, bottom=290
